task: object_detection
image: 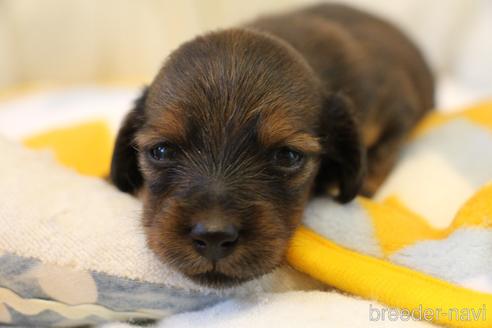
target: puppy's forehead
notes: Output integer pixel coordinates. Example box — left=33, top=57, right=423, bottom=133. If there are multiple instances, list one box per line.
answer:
left=142, top=29, right=321, bottom=145
left=144, top=100, right=309, bottom=139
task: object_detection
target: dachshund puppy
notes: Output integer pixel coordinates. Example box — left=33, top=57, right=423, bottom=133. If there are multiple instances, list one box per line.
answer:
left=110, top=4, right=434, bottom=287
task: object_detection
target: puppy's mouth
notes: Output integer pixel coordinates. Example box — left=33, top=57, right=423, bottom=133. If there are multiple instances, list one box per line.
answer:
left=189, top=270, right=251, bottom=288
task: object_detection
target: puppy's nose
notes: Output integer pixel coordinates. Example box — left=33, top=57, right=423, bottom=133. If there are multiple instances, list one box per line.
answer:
left=190, top=223, right=238, bottom=261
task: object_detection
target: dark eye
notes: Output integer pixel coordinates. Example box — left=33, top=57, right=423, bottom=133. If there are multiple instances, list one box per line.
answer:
left=149, top=144, right=176, bottom=161
left=272, top=147, right=304, bottom=169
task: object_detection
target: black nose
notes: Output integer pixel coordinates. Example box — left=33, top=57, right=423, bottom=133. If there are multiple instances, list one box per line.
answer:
left=190, top=223, right=239, bottom=261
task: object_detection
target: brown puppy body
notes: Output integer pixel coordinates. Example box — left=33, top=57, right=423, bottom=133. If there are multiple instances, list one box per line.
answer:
left=110, top=4, right=434, bottom=287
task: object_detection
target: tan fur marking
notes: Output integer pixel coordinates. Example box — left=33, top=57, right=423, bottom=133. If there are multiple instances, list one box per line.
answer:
left=258, top=111, right=321, bottom=153
left=136, top=109, right=187, bottom=147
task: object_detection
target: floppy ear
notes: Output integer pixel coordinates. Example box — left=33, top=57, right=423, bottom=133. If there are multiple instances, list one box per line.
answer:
left=110, top=88, right=148, bottom=193
left=315, top=93, right=367, bottom=203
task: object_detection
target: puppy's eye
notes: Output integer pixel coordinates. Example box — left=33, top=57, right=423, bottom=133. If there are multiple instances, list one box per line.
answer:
left=149, top=144, right=176, bottom=161
left=272, top=147, right=304, bottom=169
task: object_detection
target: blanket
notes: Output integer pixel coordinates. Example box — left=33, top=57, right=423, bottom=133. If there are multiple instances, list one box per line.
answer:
left=0, top=87, right=491, bottom=327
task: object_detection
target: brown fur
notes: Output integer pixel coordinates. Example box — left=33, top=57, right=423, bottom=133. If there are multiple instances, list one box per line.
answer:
left=110, top=4, right=434, bottom=287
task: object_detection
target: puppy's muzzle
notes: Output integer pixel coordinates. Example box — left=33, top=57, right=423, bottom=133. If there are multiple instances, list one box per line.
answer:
left=190, top=222, right=239, bottom=261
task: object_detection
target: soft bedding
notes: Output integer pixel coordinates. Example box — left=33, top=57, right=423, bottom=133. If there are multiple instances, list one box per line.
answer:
left=0, top=86, right=491, bottom=327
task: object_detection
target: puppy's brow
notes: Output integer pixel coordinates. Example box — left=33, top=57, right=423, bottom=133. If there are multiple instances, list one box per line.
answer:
left=137, top=109, right=187, bottom=146
left=258, top=111, right=321, bottom=153
left=285, top=133, right=321, bottom=153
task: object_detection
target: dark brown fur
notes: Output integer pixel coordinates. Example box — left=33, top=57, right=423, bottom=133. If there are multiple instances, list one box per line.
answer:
left=110, top=4, right=434, bottom=287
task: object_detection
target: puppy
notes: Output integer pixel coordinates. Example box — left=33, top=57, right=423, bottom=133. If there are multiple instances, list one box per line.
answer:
left=110, top=4, right=434, bottom=287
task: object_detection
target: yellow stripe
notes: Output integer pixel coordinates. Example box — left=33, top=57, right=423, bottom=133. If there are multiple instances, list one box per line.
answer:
left=23, top=120, right=114, bottom=177
left=359, top=197, right=444, bottom=256
left=411, top=100, right=492, bottom=138
left=451, top=182, right=492, bottom=229
left=287, top=226, right=492, bottom=328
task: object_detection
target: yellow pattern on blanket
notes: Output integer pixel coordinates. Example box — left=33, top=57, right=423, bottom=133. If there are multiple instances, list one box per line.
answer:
left=23, top=121, right=113, bottom=177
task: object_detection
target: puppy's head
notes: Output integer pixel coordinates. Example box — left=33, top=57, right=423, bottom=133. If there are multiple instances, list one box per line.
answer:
left=111, top=29, right=365, bottom=287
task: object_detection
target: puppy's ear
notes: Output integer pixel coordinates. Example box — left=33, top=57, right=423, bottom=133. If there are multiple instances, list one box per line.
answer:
left=315, top=93, right=366, bottom=203
left=110, top=88, right=148, bottom=193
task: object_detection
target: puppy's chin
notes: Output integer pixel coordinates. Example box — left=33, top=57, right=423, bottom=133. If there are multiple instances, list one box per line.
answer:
left=188, top=271, right=254, bottom=288
left=158, top=247, right=285, bottom=288
left=145, top=230, right=288, bottom=288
